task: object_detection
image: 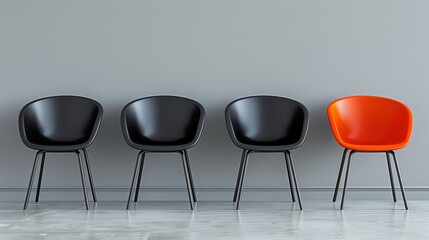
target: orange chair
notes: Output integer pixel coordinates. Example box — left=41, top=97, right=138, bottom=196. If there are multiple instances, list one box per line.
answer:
left=327, top=95, right=412, bottom=210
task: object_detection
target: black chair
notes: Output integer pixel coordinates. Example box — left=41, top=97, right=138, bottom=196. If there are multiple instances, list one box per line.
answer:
left=225, top=96, right=309, bottom=210
left=19, top=95, right=103, bottom=210
left=121, top=96, right=205, bottom=210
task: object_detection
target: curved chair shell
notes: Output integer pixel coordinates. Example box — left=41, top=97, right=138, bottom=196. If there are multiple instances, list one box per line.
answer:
left=225, top=95, right=309, bottom=152
left=121, top=96, right=205, bottom=152
left=19, top=96, right=103, bottom=151
left=328, top=95, right=412, bottom=151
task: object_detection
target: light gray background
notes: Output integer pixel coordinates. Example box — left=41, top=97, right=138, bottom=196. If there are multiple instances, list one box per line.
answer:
left=0, top=0, right=428, bottom=201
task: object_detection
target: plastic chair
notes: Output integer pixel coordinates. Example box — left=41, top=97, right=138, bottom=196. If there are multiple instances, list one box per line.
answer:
left=328, top=95, right=412, bottom=210
left=121, top=96, right=205, bottom=210
left=225, top=96, right=309, bottom=210
left=19, top=95, right=103, bottom=210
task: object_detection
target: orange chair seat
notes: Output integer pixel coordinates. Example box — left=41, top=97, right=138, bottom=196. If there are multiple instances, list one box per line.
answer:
left=335, top=141, right=409, bottom=152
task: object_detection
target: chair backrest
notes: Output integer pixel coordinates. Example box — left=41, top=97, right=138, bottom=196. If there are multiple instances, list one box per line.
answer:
left=225, top=96, right=309, bottom=151
left=121, top=96, right=205, bottom=151
left=327, top=95, right=412, bottom=149
left=19, top=95, right=103, bottom=151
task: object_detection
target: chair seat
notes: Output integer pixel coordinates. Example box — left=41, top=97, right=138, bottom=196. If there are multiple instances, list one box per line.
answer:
left=238, top=136, right=301, bottom=146
left=29, top=137, right=89, bottom=146
left=337, top=135, right=409, bottom=152
left=129, top=135, right=193, bottom=147
left=128, top=139, right=194, bottom=151
left=338, top=142, right=408, bottom=152
left=25, top=135, right=92, bottom=151
left=235, top=143, right=303, bottom=152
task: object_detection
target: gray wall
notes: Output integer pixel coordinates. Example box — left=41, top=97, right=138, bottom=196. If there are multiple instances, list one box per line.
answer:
left=0, top=0, right=428, bottom=201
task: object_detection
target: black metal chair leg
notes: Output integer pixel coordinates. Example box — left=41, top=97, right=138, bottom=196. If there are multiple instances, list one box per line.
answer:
left=126, top=151, right=144, bottom=210
left=35, top=152, right=46, bottom=202
left=76, top=151, right=89, bottom=210
left=390, top=151, right=408, bottom=210
left=184, top=150, right=197, bottom=202
left=286, top=151, right=303, bottom=210
left=134, top=152, right=146, bottom=202
left=340, top=151, right=354, bottom=210
left=284, top=152, right=295, bottom=203
left=24, top=151, right=43, bottom=210
left=82, top=149, right=97, bottom=202
left=235, top=150, right=250, bottom=210
left=333, top=149, right=348, bottom=202
left=180, top=150, right=195, bottom=210
left=233, top=150, right=246, bottom=202
left=386, top=152, right=397, bottom=203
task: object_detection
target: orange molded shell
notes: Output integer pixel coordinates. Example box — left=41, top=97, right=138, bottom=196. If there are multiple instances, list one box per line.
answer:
left=327, top=96, right=412, bottom=151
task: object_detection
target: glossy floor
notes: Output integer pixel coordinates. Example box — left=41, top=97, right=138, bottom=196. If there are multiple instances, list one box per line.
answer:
left=0, top=201, right=427, bottom=239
